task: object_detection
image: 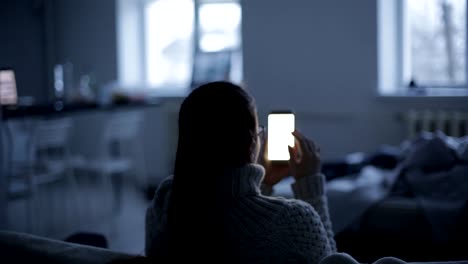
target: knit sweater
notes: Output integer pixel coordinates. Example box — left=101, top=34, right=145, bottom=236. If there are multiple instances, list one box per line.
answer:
left=145, top=164, right=337, bottom=263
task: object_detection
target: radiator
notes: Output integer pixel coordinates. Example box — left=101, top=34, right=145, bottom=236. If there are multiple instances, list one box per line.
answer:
left=406, top=110, right=468, bottom=138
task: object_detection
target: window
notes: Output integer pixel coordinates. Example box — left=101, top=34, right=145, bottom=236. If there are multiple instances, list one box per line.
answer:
left=195, top=1, right=243, bottom=86
left=406, top=0, right=466, bottom=87
left=117, top=0, right=242, bottom=94
left=198, top=2, right=241, bottom=52
left=378, top=0, right=468, bottom=95
left=144, top=0, right=194, bottom=89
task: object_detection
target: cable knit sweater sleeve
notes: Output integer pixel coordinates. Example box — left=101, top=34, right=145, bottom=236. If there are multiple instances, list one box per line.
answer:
left=273, top=199, right=335, bottom=263
left=291, top=174, right=337, bottom=253
left=261, top=173, right=337, bottom=254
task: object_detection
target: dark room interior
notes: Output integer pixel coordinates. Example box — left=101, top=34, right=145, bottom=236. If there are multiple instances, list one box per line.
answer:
left=1, top=0, right=468, bottom=263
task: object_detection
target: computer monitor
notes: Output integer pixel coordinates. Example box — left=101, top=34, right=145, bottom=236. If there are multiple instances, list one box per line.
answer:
left=0, top=68, right=18, bottom=105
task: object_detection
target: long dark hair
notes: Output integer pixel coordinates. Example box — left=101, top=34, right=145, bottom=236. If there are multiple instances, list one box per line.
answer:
left=166, top=82, right=258, bottom=261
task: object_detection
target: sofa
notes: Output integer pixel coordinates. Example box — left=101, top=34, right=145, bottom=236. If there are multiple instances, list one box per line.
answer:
left=1, top=231, right=468, bottom=264
left=335, top=196, right=468, bottom=263
left=0, top=231, right=134, bottom=264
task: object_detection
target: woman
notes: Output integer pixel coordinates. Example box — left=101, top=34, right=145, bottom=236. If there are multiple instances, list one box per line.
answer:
left=145, top=81, right=335, bottom=263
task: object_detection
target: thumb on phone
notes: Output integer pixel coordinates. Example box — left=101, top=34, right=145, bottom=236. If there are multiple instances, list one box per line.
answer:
left=288, top=145, right=297, bottom=175
left=288, top=145, right=296, bottom=163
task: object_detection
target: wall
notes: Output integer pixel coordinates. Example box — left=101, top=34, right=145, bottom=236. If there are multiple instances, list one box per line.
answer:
left=242, top=0, right=468, bottom=159
left=0, top=111, right=5, bottom=229
left=0, top=0, right=48, bottom=103
left=0, top=0, right=118, bottom=103
left=54, top=0, right=118, bottom=88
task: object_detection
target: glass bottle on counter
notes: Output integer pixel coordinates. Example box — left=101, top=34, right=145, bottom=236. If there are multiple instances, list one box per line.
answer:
left=53, top=62, right=74, bottom=110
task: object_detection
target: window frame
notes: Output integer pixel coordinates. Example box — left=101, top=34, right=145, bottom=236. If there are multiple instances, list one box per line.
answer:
left=140, top=0, right=150, bottom=85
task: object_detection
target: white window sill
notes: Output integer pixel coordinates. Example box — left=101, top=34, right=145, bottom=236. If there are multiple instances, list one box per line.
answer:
left=116, top=84, right=189, bottom=98
left=378, top=87, right=468, bottom=98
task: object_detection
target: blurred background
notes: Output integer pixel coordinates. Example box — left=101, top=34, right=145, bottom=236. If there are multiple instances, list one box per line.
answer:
left=1, top=0, right=468, bottom=262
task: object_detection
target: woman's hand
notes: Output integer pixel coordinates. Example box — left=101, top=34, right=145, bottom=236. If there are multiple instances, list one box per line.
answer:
left=288, top=130, right=321, bottom=179
left=258, top=138, right=290, bottom=187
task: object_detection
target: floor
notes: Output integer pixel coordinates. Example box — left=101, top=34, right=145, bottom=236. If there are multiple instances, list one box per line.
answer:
left=6, top=176, right=150, bottom=255
left=105, top=184, right=148, bottom=255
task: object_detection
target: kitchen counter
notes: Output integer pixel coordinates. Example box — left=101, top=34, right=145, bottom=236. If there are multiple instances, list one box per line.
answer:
left=1, top=100, right=162, bottom=120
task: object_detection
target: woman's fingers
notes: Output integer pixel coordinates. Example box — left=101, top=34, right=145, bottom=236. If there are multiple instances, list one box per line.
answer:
left=292, top=130, right=308, bottom=150
left=293, top=130, right=320, bottom=154
left=288, top=145, right=299, bottom=166
left=288, top=145, right=295, bottom=160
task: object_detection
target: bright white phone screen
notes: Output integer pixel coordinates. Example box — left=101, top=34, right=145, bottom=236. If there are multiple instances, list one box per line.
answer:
left=267, top=113, right=295, bottom=161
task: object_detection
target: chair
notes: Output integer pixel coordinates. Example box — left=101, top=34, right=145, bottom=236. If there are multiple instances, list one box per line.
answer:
left=5, top=117, right=79, bottom=236
left=76, top=110, right=147, bottom=216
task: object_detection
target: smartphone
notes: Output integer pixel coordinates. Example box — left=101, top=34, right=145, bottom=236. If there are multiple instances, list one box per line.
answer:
left=267, top=111, right=295, bottom=161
